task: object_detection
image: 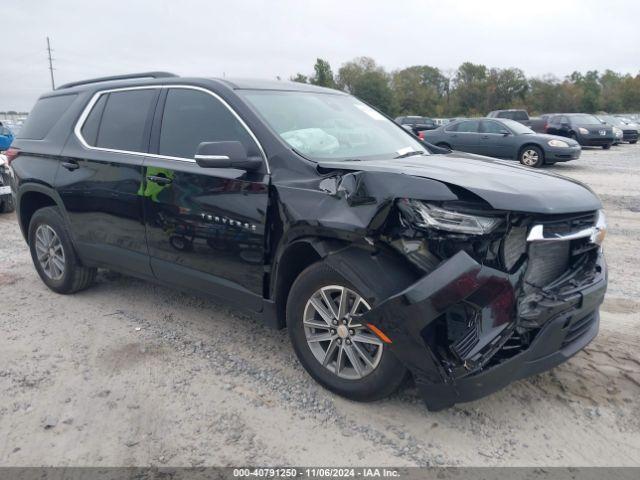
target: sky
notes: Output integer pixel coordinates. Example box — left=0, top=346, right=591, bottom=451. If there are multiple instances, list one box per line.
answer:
left=1, top=0, right=639, bottom=111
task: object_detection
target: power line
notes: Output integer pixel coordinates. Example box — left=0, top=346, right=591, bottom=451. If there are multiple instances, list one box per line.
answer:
left=46, top=37, right=55, bottom=90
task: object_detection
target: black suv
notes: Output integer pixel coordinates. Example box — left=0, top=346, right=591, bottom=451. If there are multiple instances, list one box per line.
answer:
left=546, top=113, right=615, bottom=149
left=8, top=72, right=608, bottom=410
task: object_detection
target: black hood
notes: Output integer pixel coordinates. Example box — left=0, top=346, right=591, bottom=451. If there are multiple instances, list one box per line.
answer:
left=318, top=153, right=601, bottom=214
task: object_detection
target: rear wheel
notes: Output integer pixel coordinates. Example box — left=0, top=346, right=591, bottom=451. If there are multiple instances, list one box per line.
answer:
left=287, top=262, right=408, bottom=401
left=631, top=140, right=638, bottom=144
left=602, top=144, right=611, bottom=150
left=28, top=206, right=96, bottom=294
left=519, top=145, right=544, bottom=168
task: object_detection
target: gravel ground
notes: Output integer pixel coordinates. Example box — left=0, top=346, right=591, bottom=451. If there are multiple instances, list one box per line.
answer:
left=1, top=145, right=639, bottom=467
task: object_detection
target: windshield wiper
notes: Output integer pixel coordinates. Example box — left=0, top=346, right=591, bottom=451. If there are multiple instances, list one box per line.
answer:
left=394, top=150, right=425, bottom=159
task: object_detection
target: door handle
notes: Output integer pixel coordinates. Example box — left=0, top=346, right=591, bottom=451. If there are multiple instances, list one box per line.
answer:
left=61, top=161, right=79, bottom=171
left=481, top=135, right=489, bottom=139
left=146, top=175, right=172, bottom=186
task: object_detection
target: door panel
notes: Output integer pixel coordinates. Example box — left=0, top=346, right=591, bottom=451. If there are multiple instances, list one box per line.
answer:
left=142, top=157, right=268, bottom=309
left=479, top=120, right=515, bottom=158
left=55, top=151, right=150, bottom=275
left=143, top=86, right=270, bottom=310
left=57, top=88, right=159, bottom=277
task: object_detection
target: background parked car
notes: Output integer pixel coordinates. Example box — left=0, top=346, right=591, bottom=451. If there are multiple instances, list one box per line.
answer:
left=545, top=114, right=614, bottom=149
left=0, top=153, right=15, bottom=213
left=486, top=109, right=548, bottom=133
left=394, top=116, right=437, bottom=136
left=421, top=117, right=581, bottom=167
left=596, top=115, right=638, bottom=144
left=0, top=125, right=14, bottom=151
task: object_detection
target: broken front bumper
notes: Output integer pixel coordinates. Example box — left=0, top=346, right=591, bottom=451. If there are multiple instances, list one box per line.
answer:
left=363, top=249, right=607, bottom=411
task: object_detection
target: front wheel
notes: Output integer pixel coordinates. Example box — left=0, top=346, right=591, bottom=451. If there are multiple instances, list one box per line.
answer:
left=630, top=140, right=637, bottom=144
left=519, top=145, right=544, bottom=168
left=287, top=262, right=408, bottom=401
left=602, top=144, right=611, bottom=150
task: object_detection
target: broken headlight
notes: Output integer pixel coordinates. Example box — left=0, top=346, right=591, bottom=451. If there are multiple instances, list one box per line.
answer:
left=400, top=200, right=502, bottom=235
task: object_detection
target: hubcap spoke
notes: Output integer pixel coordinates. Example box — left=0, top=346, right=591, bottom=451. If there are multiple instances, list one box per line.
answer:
left=322, top=339, right=339, bottom=367
left=320, top=289, right=339, bottom=319
left=352, top=332, right=383, bottom=346
left=307, top=332, right=333, bottom=343
left=344, top=344, right=364, bottom=377
left=309, top=296, right=334, bottom=326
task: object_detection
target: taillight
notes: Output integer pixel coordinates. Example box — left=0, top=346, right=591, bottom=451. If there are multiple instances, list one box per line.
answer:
left=418, top=131, right=425, bottom=140
left=5, top=147, right=19, bottom=165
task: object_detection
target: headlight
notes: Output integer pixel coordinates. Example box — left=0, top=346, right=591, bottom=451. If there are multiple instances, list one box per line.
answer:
left=579, top=127, right=589, bottom=135
left=613, top=127, right=623, bottom=138
left=591, top=209, right=607, bottom=246
left=548, top=139, right=569, bottom=148
left=399, top=200, right=502, bottom=235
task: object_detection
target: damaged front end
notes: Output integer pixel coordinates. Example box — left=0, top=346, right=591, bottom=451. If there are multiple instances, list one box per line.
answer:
left=363, top=200, right=608, bottom=410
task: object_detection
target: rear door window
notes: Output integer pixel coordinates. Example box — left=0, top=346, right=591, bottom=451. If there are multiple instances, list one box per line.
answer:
left=456, top=120, right=479, bottom=133
left=18, top=94, right=77, bottom=139
left=94, top=89, right=157, bottom=152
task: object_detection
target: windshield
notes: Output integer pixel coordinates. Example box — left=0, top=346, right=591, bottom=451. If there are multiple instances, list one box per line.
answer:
left=569, top=114, right=603, bottom=125
left=240, top=90, right=426, bottom=161
left=499, top=118, right=534, bottom=134
left=597, top=115, right=623, bottom=126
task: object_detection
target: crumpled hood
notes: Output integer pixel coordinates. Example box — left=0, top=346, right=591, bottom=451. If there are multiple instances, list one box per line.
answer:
left=318, top=153, right=602, bottom=214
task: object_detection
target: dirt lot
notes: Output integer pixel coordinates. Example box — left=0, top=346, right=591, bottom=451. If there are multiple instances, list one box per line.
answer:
left=1, top=145, right=639, bottom=467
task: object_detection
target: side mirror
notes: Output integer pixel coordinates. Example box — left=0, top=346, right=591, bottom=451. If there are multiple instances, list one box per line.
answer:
left=194, top=141, right=262, bottom=171
left=500, top=130, right=510, bottom=136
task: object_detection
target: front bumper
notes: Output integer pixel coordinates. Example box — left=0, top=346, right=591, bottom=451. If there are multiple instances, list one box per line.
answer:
left=364, top=249, right=607, bottom=411
left=545, top=145, right=581, bottom=162
left=577, top=133, right=614, bottom=147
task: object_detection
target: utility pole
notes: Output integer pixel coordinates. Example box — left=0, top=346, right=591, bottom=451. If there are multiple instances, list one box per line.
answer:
left=46, top=37, right=55, bottom=90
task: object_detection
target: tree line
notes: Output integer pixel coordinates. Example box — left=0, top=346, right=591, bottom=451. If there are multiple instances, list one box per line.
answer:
left=291, top=57, right=640, bottom=117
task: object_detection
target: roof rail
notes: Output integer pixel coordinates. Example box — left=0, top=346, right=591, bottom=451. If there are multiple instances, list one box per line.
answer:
left=56, top=71, right=178, bottom=90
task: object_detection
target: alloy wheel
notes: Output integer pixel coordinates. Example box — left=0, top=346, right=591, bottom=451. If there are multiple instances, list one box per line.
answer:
left=34, top=224, right=66, bottom=280
left=521, top=149, right=539, bottom=166
left=303, top=285, right=383, bottom=380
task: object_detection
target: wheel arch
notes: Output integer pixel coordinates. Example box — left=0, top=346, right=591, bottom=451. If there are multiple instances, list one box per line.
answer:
left=16, top=184, right=67, bottom=242
left=517, top=142, right=545, bottom=163
left=266, top=236, right=418, bottom=330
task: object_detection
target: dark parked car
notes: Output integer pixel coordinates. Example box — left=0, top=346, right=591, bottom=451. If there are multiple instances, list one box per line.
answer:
left=8, top=72, right=607, bottom=411
left=486, top=109, right=548, bottom=133
left=422, top=118, right=581, bottom=167
left=546, top=114, right=614, bottom=149
left=597, top=115, right=638, bottom=144
left=0, top=153, right=14, bottom=212
left=394, top=116, right=437, bottom=137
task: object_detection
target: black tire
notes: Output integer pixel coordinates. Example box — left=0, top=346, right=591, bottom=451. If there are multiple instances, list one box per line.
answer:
left=0, top=196, right=14, bottom=213
left=28, top=206, right=96, bottom=294
left=436, top=142, right=452, bottom=150
left=519, top=145, right=544, bottom=168
left=287, top=261, right=408, bottom=402
left=631, top=140, right=637, bottom=144
left=602, top=144, right=611, bottom=150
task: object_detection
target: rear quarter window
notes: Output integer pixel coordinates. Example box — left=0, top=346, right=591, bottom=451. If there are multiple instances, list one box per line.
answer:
left=18, top=94, right=77, bottom=140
